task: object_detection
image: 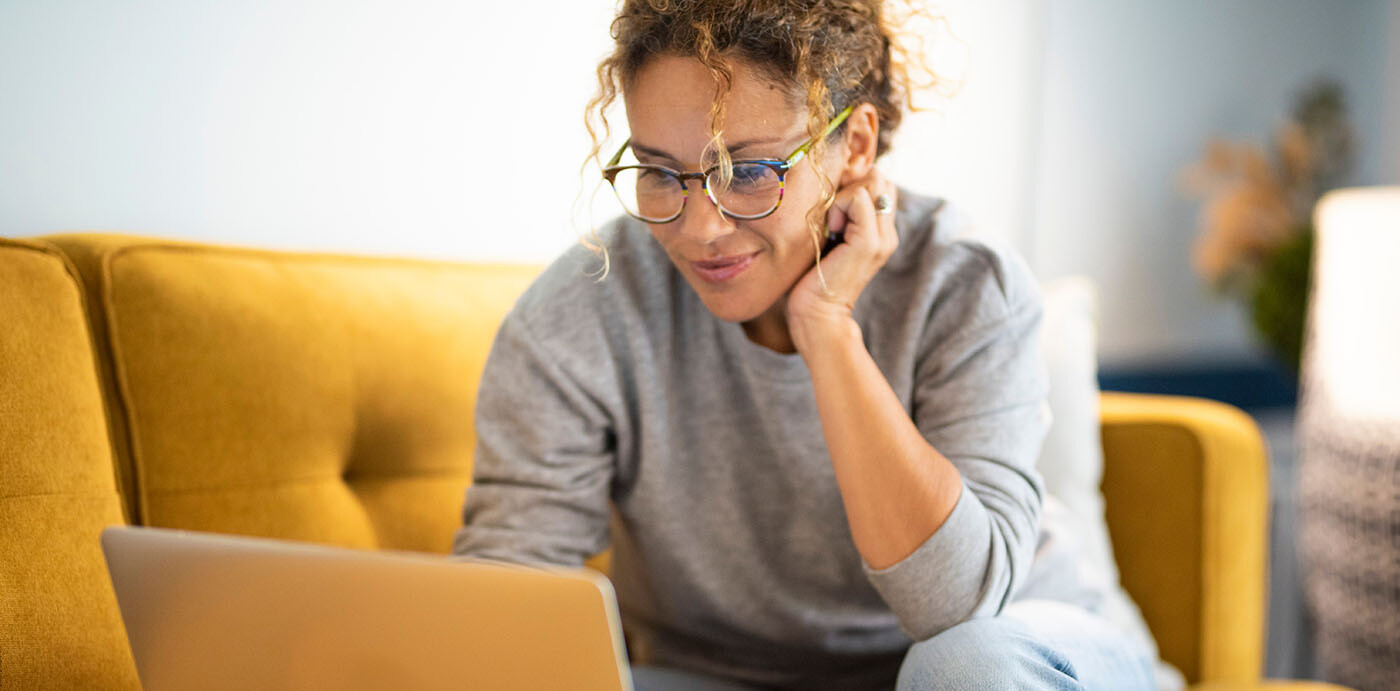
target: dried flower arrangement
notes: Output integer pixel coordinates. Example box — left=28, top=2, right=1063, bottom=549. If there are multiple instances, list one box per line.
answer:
left=1182, top=80, right=1355, bottom=373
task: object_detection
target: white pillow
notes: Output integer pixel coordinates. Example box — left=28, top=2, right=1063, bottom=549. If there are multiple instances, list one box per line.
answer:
left=1038, top=277, right=1183, bottom=691
left=1038, top=277, right=1105, bottom=520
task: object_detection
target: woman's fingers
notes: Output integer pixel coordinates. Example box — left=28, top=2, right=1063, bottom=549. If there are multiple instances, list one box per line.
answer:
left=826, top=203, right=848, bottom=237
left=827, top=172, right=897, bottom=258
left=788, top=170, right=898, bottom=325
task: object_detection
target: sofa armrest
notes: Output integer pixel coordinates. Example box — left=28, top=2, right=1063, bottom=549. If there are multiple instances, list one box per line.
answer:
left=1099, top=392, right=1269, bottom=685
left=1190, top=683, right=1356, bottom=691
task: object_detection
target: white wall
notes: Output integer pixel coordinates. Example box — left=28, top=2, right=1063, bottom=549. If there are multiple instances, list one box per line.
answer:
left=0, top=0, right=1039, bottom=262
left=1030, top=0, right=1394, bottom=367
left=0, top=0, right=619, bottom=263
left=881, top=0, right=1048, bottom=252
left=1386, top=0, right=1400, bottom=184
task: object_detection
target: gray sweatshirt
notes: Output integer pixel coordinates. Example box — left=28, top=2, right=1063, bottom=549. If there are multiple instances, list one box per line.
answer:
left=453, top=191, right=1103, bottom=688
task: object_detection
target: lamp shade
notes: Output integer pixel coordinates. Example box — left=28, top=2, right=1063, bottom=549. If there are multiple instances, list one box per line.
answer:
left=1306, top=187, right=1400, bottom=423
left=1296, top=186, right=1400, bottom=691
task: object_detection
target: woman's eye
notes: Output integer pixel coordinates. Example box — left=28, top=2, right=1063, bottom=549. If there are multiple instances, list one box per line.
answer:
left=731, top=165, right=768, bottom=187
left=637, top=169, right=673, bottom=188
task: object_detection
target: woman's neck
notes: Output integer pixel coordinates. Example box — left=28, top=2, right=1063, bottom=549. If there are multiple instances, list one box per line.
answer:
left=741, top=299, right=796, bottom=354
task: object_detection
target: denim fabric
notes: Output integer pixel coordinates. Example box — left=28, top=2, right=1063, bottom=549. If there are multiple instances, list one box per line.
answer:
left=631, top=600, right=1158, bottom=691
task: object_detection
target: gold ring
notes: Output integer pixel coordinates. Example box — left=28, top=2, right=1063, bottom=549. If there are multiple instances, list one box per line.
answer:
left=874, top=194, right=894, bottom=215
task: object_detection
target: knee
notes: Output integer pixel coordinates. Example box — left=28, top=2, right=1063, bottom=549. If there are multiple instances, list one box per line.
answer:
left=895, top=616, right=1078, bottom=691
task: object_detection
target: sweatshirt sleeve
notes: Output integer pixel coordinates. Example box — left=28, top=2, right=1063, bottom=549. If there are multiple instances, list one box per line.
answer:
left=451, top=309, right=617, bottom=567
left=862, top=246, right=1051, bottom=641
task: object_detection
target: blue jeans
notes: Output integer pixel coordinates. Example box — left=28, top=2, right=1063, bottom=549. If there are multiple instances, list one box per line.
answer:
left=631, top=600, right=1158, bottom=691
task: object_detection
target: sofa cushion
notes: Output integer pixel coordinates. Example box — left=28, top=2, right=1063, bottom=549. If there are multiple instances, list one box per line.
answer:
left=0, top=238, right=140, bottom=689
left=47, top=235, right=539, bottom=553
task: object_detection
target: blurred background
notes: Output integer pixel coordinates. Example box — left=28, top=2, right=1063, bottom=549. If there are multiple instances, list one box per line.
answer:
left=2, top=0, right=1397, bottom=683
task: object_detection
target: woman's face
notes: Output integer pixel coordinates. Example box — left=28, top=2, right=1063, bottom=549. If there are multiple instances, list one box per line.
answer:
left=622, top=55, right=845, bottom=325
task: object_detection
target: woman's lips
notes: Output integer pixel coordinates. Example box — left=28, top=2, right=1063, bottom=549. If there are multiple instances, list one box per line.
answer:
left=691, top=252, right=759, bottom=283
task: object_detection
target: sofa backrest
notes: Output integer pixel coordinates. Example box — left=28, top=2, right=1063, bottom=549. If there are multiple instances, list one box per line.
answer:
left=0, top=238, right=141, bottom=689
left=44, top=234, right=540, bottom=553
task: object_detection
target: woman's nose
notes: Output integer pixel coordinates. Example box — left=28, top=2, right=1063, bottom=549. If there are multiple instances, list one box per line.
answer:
left=674, top=180, right=735, bottom=244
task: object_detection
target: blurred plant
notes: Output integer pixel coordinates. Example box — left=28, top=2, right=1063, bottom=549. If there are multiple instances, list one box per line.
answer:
left=1182, top=79, right=1354, bottom=373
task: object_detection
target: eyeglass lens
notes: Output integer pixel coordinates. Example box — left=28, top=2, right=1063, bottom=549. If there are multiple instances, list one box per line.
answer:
left=609, top=163, right=782, bottom=221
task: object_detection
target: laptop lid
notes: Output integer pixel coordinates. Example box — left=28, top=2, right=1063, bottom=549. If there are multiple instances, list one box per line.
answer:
left=100, top=526, right=633, bottom=691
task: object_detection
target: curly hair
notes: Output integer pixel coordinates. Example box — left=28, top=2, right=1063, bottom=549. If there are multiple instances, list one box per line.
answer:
left=582, top=0, right=940, bottom=276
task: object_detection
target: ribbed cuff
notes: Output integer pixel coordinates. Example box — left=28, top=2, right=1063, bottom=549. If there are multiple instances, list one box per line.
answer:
left=862, top=481, right=1000, bottom=641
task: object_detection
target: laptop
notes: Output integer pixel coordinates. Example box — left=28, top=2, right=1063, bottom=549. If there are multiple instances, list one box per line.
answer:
left=100, top=526, right=634, bottom=691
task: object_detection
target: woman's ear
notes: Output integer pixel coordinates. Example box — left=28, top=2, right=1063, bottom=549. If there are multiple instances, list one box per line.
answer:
left=837, top=103, right=880, bottom=186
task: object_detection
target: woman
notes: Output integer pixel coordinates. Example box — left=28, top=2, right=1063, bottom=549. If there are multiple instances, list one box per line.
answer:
left=454, top=1, right=1161, bottom=689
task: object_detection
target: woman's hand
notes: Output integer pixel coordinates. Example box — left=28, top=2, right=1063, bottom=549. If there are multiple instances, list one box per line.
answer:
left=786, top=169, right=898, bottom=354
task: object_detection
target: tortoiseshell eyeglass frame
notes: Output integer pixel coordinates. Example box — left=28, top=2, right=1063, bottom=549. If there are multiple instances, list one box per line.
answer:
left=601, top=104, right=855, bottom=223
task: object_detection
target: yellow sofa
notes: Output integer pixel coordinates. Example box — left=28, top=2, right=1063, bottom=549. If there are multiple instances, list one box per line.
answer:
left=0, top=234, right=1348, bottom=690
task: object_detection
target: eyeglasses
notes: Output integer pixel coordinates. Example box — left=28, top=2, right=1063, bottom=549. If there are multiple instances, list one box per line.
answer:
left=602, top=105, right=854, bottom=224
